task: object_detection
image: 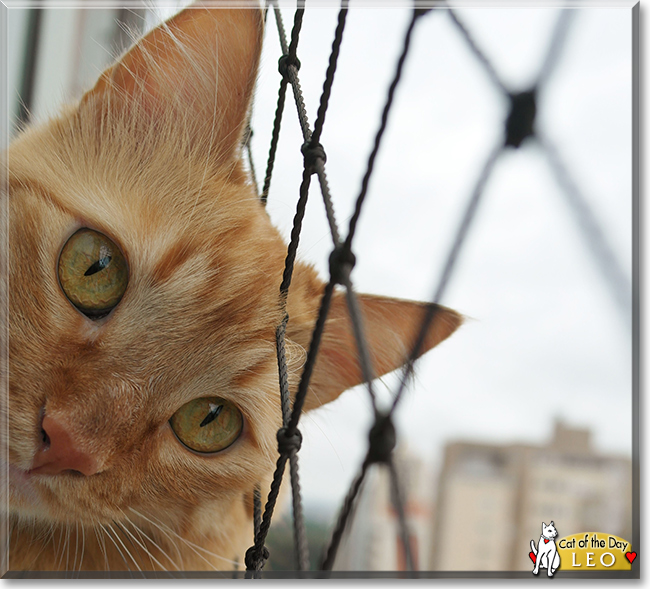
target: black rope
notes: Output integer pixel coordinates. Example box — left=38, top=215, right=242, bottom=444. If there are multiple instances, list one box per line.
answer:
left=443, top=6, right=628, bottom=319
left=243, top=123, right=259, bottom=196
left=253, top=484, right=262, bottom=537
left=246, top=4, right=311, bottom=572
left=260, top=2, right=309, bottom=204
left=246, top=453, right=287, bottom=573
left=325, top=7, right=430, bottom=418
left=278, top=165, right=313, bottom=298
left=446, top=7, right=509, bottom=95
left=391, top=144, right=503, bottom=412
left=260, top=3, right=291, bottom=204
left=244, top=0, right=624, bottom=576
left=257, top=5, right=432, bottom=573
left=285, top=9, right=311, bottom=142
left=275, top=315, right=291, bottom=425
left=244, top=482, right=263, bottom=577
left=538, top=134, right=632, bottom=318
left=315, top=10, right=435, bottom=570
left=274, top=0, right=426, bottom=429
left=271, top=0, right=289, bottom=54
left=321, top=459, right=371, bottom=570
left=320, top=412, right=402, bottom=571
left=246, top=1, right=348, bottom=572
left=260, top=76, right=288, bottom=205
left=289, top=449, right=310, bottom=571
left=287, top=280, right=336, bottom=434
left=311, top=8, right=347, bottom=146
left=344, top=8, right=427, bottom=252
left=536, top=9, right=576, bottom=87
left=340, top=273, right=377, bottom=411
left=388, top=456, right=414, bottom=571
left=505, top=89, right=537, bottom=148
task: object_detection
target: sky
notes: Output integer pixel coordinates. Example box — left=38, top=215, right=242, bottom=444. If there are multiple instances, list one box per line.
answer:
left=239, top=4, right=634, bottom=510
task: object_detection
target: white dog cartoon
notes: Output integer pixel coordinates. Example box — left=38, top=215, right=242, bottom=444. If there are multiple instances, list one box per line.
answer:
left=530, top=521, right=561, bottom=577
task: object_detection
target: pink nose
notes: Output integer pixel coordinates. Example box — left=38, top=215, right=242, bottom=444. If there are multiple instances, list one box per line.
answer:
left=30, top=416, right=99, bottom=476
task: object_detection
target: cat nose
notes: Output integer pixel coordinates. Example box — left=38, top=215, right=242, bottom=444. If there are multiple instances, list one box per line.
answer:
left=29, top=415, right=99, bottom=476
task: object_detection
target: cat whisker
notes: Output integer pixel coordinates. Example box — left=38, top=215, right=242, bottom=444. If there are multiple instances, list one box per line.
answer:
left=5, top=518, right=16, bottom=570
left=118, top=511, right=156, bottom=571
left=22, top=519, right=52, bottom=570
left=54, top=524, right=68, bottom=571
left=65, top=524, right=72, bottom=573
left=125, top=508, right=186, bottom=571
left=78, top=523, right=86, bottom=573
left=98, top=522, right=133, bottom=574
left=125, top=509, right=186, bottom=570
left=146, top=522, right=221, bottom=572
left=92, top=523, right=110, bottom=571
left=112, top=520, right=145, bottom=571
left=107, top=521, right=143, bottom=573
left=51, top=524, right=61, bottom=569
left=130, top=507, right=238, bottom=568
left=71, top=521, right=80, bottom=574
left=117, top=514, right=172, bottom=572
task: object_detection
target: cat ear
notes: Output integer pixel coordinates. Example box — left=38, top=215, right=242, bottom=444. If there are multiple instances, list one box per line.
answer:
left=542, top=522, right=547, bottom=529
left=82, top=3, right=263, bottom=166
left=291, top=290, right=462, bottom=412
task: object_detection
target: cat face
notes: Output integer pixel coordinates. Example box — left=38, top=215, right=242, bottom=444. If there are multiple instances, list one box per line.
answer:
left=4, top=4, right=461, bottom=565
left=542, top=522, right=558, bottom=538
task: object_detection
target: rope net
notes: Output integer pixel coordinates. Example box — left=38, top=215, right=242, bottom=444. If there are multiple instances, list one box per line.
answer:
left=242, top=0, right=631, bottom=575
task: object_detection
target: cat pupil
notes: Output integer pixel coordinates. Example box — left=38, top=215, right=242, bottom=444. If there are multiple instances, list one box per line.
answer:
left=84, top=255, right=112, bottom=277
left=200, top=404, right=223, bottom=428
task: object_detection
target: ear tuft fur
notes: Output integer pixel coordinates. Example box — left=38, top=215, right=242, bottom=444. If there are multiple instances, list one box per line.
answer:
left=82, top=5, right=264, bottom=168
left=286, top=272, right=463, bottom=411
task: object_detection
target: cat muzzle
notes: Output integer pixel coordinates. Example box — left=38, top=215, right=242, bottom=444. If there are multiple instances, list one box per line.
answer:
left=29, top=416, right=100, bottom=476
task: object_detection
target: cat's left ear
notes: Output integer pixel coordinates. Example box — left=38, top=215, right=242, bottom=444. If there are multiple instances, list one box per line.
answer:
left=289, top=289, right=462, bottom=412
left=82, top=2, right=263, bottom=167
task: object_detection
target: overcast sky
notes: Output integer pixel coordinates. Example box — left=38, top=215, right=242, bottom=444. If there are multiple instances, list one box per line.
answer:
left=239, top=4, right=633, bottom=509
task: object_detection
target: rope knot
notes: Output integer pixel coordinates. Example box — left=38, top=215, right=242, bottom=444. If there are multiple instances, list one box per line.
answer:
left=245, top=545, right=270, bottom=572
left=328, top=245, right=356, bottom=285
left=367, top=413, right=396, bottom=464
left=277, top=427, right=302, bottom=455
left=278, top=54, right=301, bottom=79
left=505, top=89, right=537, bottom=148
left=301, top=141, right=327, bottom=173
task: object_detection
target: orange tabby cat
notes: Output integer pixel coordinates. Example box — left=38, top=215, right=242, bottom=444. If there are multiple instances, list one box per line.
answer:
left=4, top=3, right=461, bottom=572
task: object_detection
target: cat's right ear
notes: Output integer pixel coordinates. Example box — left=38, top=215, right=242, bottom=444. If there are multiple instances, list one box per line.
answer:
left=82, top=2, right=263, bottom=167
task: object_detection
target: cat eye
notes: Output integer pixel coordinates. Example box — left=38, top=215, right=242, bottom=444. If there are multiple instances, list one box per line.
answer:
left=169, top=397, right=243, bottom=454
left=58, top=228, right=128, bottom=318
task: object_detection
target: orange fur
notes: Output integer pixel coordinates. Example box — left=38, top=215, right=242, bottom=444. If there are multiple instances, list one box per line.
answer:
left=4, top=3, right=461, bottom=572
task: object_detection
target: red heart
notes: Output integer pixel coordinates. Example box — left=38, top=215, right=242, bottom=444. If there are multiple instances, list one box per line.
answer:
left=544, top=539, right=549, bottom=544
left=529, top=551, right=536, bottom=564
left=626, top=552, right=637, bottom=564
